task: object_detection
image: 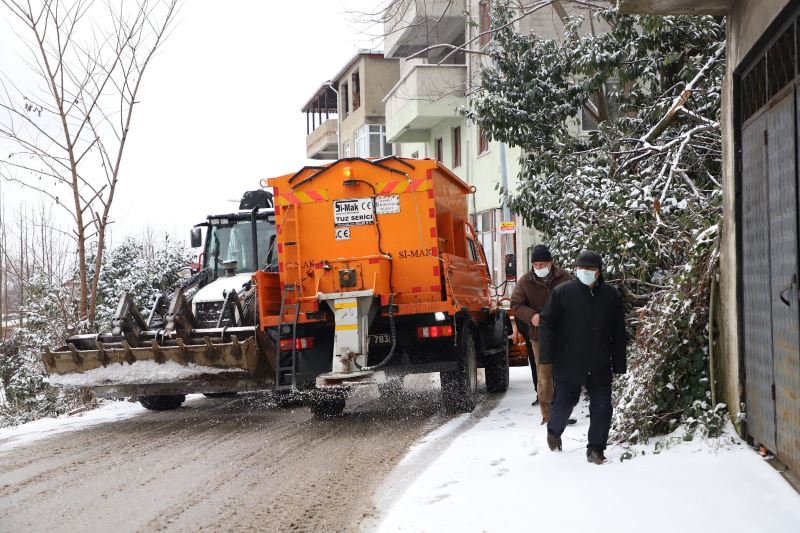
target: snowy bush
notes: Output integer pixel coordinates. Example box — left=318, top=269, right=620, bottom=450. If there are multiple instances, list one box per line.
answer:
left=0, top=236, right=190, bottom=427
left=89, top=236, right=190, bottom=331
left=0, top=276, right=87, bottom=426
left=468, top=3, right=725, bottom=440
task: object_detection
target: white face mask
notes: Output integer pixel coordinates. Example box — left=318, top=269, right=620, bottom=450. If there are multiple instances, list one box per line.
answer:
left=576, top=268, right=597, bottom=286
left=534, top=266, right=551, bottom=278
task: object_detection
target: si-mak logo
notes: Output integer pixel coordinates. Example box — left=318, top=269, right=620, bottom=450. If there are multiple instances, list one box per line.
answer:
left=398, top=248, right=433, bottom=259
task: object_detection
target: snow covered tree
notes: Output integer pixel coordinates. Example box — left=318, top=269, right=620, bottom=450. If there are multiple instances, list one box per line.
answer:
left=89, top=235, right=190, bottom=331
left=467, top=3, right=725, bottom=439
left=0, top=0, right=180, bottom=326
left=0, top=275, right=85, bottom=426
left=0, top=235, right=190, bottom=426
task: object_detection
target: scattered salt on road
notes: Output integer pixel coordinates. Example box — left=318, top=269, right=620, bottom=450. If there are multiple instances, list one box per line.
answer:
left=375, top=367, right=800, bottom=533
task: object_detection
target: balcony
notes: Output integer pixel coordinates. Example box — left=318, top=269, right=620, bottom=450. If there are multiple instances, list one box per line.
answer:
left=306, top=118, right=338, bottom=160
left=384, top=63, right=466, bottom=143
left=618, top=0, right=731, bottom=15
left=302, top=85, right=338, bottom=160
left=384, top=0, right=465, bottom=58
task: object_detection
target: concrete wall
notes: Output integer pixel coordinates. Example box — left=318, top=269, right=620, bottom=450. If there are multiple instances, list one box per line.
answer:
left=337, top=56, right=400, bottom=154
left=363, top=57, right=400, bottom=117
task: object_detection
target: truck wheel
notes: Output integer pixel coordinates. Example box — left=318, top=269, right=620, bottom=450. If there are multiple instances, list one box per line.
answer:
left=485, top=325, right=510, bottom=393
left=441, top=326, right=477, bottom=413
left=309, top=391, right=346, bottom=418
left=139, top=394, right=185, bottom=411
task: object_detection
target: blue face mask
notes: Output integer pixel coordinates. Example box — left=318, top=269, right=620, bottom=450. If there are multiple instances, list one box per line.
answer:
left=534, top=266, right=551, bottom=278
left=576, top=268, right=597, bottom=286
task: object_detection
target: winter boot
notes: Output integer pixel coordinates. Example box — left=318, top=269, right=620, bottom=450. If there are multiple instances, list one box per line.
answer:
left=586, top=448, right=607, bottom=465
left=547, top=432, right=562, bottom=452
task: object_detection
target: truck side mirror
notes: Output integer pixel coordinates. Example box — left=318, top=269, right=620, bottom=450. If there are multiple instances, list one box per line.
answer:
left=190, top=227, right=202, bottom=248
left=504, top=253, right=517, bottom=281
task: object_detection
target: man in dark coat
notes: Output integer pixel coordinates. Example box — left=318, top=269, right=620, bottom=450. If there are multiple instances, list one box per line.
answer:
left=539, top=250, right=627, bottom=465
left=510, top=244, right=571, bottom=422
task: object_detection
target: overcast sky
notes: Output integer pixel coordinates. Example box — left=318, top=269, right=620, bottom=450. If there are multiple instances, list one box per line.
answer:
left=0, top=0, right=381, bottom=246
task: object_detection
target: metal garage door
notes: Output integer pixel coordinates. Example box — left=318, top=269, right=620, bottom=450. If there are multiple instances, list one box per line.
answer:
left=741, top=109, right=776, bottom=451
left=739, top=20, right=800, bottom=473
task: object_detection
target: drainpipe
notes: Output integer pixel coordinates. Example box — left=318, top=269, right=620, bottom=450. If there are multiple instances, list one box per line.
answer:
left=499, top=141, right=513, bottom=282
left=325, top=81, right=341, bottom=158
left=465, top=0, right=476, bottom=216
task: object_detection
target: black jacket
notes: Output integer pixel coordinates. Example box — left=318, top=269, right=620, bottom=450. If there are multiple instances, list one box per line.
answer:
left=539, top=276, right=627, bottom=386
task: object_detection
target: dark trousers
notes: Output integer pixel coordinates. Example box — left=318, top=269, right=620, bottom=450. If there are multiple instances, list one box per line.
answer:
left=515, top=318, right=538, bottom=390
left=547, top=374, right=612, bottom=451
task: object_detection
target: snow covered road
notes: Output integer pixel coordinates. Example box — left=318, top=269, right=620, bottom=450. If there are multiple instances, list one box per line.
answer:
left=372, top=367, right=800, bottom=533
left=2, top=368, right=798, bottom=533
left=0, top=383, right=499, bottom=532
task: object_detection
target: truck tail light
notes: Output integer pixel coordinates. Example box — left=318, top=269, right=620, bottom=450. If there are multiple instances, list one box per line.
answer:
left=417, top=325, right=453, bottom=339
left=279, top=337, right=314, bottom=351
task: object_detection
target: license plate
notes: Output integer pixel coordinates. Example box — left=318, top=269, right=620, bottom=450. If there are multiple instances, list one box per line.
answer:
left=369, top=333, right=392, bottom=345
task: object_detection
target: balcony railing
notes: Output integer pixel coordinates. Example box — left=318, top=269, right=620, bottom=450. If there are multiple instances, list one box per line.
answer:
left=384, top=63, right=466, bottom=143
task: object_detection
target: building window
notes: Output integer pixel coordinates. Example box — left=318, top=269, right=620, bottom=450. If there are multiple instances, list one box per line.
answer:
left=479, top=0, right=491, bottom=46
left=352, top=70, right=361, bottom=111
left=341, top=82, right=349, bottom=115
left=354, top=124, right=393, bottom=158
left=580, top=81, right=621, bottom=133
left=343, top=141, right=351, bottom=158
left=478, top=128, right=489, bottom=154
left=435, top=137, right=443, bottom=162
left=452, top=127, right=462, bottom=167
left=471, top=209, right=499, bottom=279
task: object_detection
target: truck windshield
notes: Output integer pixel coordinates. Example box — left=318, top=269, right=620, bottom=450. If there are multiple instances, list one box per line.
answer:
left=204, top=218, right=276, bottom=273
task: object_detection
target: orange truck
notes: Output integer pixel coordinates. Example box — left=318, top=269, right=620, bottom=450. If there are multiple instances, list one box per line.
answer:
left=261, top=157, right=511, bottom=416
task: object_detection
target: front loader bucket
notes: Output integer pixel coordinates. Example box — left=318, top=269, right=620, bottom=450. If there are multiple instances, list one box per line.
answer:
left=45, top=334, right=257, bottom=376
left=42, top=324, right=276, bottom=393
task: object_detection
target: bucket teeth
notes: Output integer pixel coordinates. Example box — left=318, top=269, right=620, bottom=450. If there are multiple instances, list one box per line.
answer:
left=150, top=340, right=166, bottom=364
left=231, top=335, right=242, bottom=360
left=96, top=341, right=109, bottom=367
left=42, top=329, right=263, bottom=382
left=68, top=343, right=82, bottom=367
left=122, top=340, right=136, bottom=365
left=203, top=336, right=218, bottom=362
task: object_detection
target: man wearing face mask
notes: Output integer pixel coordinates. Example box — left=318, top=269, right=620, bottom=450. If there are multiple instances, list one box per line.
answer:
left=539, top=250, right=627, bottom=465
left=510, top=244, right=571, bottom=422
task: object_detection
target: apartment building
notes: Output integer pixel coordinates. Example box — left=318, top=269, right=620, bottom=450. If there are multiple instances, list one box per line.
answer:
left=382, top=0, right=602, bottom=285
left=302, top=51, right=403, bottom=161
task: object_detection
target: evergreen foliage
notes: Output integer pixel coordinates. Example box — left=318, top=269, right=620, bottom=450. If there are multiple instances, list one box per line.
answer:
left=0, top=236, right=190, bottom=427
left=89, top=237, right=190, bottom=331
left=467, top=3, right=726, bottom=440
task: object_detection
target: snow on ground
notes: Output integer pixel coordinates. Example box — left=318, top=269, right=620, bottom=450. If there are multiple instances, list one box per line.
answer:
left=47, top=360, right=241, bottom=387
left=375, top=367, right=800, bottom=533
left=0, top=395, right=200, bottom=453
